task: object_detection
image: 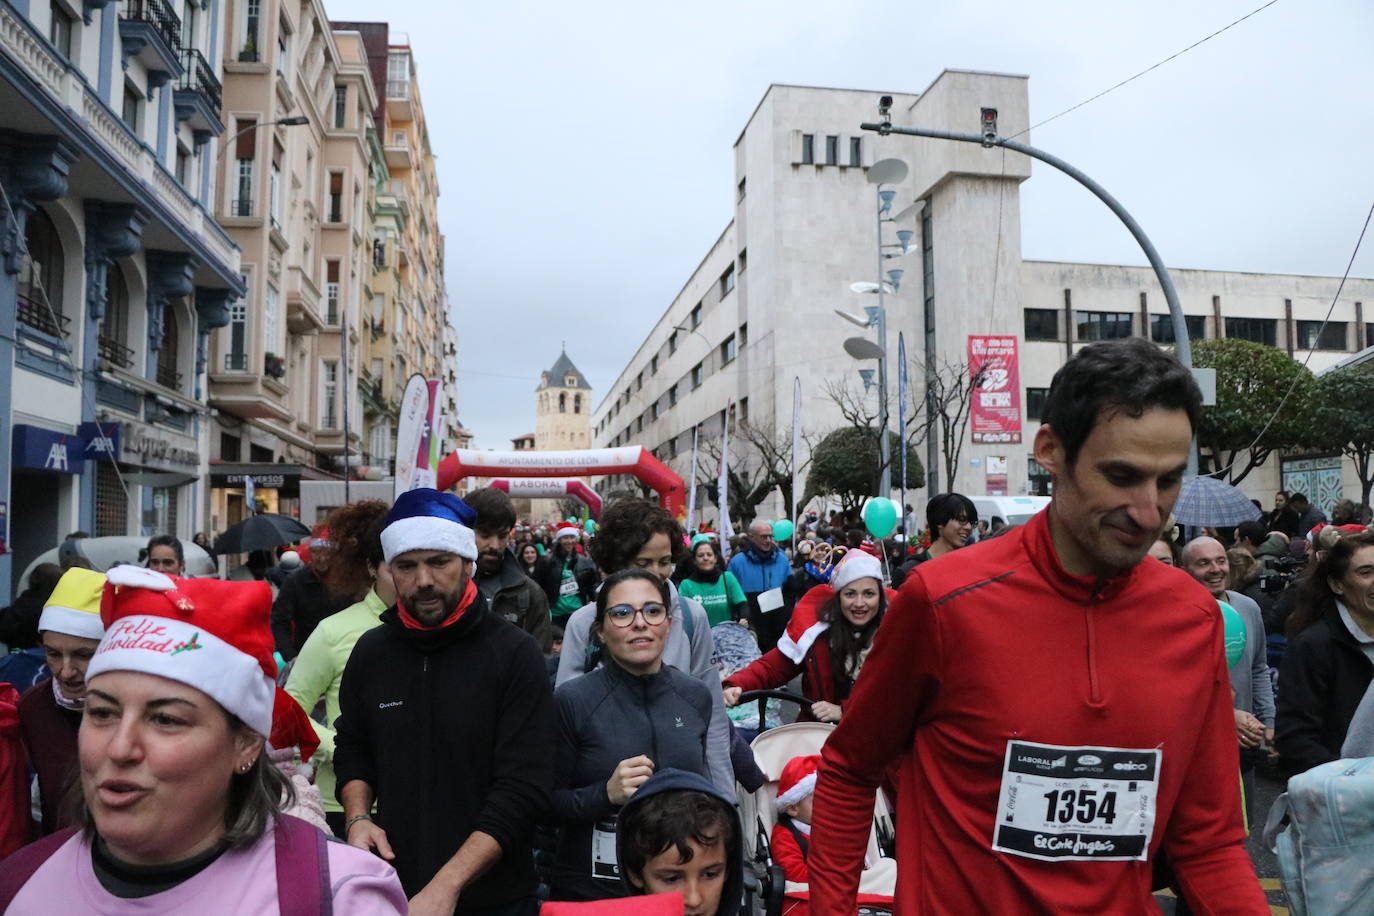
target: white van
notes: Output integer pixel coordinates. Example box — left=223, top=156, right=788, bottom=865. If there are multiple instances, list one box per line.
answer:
left=969, top=495, right=1050, bottom=532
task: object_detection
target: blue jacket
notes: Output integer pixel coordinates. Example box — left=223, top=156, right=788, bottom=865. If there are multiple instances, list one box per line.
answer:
left=727, top=547, right=790, bottom=594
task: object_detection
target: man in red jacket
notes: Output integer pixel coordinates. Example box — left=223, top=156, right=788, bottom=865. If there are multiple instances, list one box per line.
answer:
left=810, top=338, right=1268, bottom=914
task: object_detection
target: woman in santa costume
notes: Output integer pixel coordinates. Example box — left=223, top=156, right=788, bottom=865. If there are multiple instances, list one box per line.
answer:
left=723, top=553, right=894, bottom=723
left=0, top=567, right=406, bottom=914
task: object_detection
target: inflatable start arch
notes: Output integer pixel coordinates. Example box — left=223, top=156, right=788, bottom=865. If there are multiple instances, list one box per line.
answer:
left=436, top=447, right=685, bottom=519
left=488, top=478, right=604, bottom=519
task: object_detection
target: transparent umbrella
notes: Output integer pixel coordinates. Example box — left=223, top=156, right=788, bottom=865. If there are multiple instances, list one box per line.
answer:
left=1172, top=476, right=1263, bottom=527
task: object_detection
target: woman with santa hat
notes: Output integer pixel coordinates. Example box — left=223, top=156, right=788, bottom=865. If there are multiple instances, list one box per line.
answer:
left=723, top=552, right=893, bottom=724
left=0, top=566, right=406, bottom=913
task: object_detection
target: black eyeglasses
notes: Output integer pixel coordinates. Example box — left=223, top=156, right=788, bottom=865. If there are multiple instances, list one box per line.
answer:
left=605, top=602, right=669, bottom=628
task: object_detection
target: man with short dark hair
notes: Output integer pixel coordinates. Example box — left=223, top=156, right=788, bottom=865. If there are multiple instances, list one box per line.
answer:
left=335, top=489, right=554, bottom=913
left=810, top=338, right=1266, bottom=913
left=1290, top=493, right=1327, bottom=539
left=466, top=487, right=552, bottom=650
left=1182, top=536, right=1275, bottom=828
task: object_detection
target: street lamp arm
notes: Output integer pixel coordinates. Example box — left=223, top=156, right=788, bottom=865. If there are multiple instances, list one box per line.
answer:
left=858, top=121, right=1191, bottom=371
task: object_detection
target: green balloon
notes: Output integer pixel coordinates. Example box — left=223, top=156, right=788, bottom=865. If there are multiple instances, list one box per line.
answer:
left=1219, top=600, right=1247, bottom=668
left=863, top=497, right=898, bottom=539
left=583, top=518, right=597, bottom=533
left=773, top=519, right=795, bottom=542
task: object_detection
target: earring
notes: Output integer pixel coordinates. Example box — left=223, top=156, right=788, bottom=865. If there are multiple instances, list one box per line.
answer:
left=239, top=760, right=253, bottom=774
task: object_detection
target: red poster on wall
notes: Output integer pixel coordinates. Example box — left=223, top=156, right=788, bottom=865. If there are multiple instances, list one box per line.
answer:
left=969, top=336, right=1022, bottom=444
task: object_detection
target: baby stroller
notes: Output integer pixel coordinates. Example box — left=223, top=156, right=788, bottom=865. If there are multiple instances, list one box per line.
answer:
left=736, top=691, right=897, bottom=916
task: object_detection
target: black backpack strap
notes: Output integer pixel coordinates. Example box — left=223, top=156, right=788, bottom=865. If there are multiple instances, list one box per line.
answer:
left=0, top=827, right=79, bottom=910
left=780, top=814, right=810, bottom=860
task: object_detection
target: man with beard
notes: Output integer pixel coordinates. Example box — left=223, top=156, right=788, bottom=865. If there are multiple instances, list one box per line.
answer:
left=809, top=338, right=1267, bottom=913
left=536, top=525, right=597, bottom=628
left=334, top=488, right=555, bottom=914
left=466, top=487, right=553, bottom=650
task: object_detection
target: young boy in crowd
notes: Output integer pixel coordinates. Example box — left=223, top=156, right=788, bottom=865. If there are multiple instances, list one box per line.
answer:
left=771, top=754, right=820, bottom=884
left=617, top=769, right=742, bottom=916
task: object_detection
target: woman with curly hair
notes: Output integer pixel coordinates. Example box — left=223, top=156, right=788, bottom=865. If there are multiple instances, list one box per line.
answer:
left=555, top=498, right=733, bottom=793
left=283, top=499, right=394, bottom=837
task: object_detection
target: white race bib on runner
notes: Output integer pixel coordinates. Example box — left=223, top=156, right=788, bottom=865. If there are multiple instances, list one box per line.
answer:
left=559, top=575, right=579, bottom=598
left=992, top=740, right=1160, bottom=862
left=591, top=818, right=619, bottom=880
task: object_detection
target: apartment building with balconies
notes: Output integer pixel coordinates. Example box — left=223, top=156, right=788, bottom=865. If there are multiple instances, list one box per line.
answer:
left=0, top=0, right=242, bottom=600
left=207, top=0, right=368, bottom=527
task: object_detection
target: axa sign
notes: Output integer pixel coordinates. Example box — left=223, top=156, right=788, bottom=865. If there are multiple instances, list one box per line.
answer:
left=12, top=424, right=85, bottom=475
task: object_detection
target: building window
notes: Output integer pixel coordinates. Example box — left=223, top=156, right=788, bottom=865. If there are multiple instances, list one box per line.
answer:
left=1076, top=311, right=1133, bottom=341
left=175, top=144, right=191, bottom=187
left=1023, top=308, right=1059, bottom=341
left=225, top=301, right=248, bottom=370
left=559, top=392, right=566, bottom=413
left=691, top=363, right=703, bottom=389
left=156, top=307, right=180, bottom=391
left=1297, top=320, right=1347, bottom=351
left=233, top=119, right=256, bottom=217
left=49, top=1, right=74, bottom=57
left=668, top=437, right=678, bottom=459
left=1367, top=323, right=1374, bottom=350
left=325, top=260, right=340, bottom=324
left=668, top=384, right=677, bottom=406
left=720, top=265, right=735, bottom=297
left=668, top=331, right=677, bottom=355
left=850, top=136, right=862, bottom=167
left=121, top=81, right=141, bottom=133
left=387, top=51, right=409, bottom=98
left=328, top=172, right=343, bottom=223
left=738, top=249, right=747, bottom=273
left=1026, top=387, right=1049, bottom=421
left=738, top=322, right=748, bottom=348
left=739, top=397, right=749, bottom=424
left=636, top=371, right=643, bottom=392
left=720, top=334, right=736, bottom=365
left=243, top=0, right=261, bottom=59
left=275, top=19, right=288, bottom=78
left=690, top=303, right=702, bottom=329
left=651, top=401, right=660, bottom=421
left=1225, top=317, right=1278, bottom=347
left=95, top=463, right=127, bottom=536
left=1150, top=314, right=1206, bottom=344
left=98, top=262, right=132, bottom=367
left=264, top=284, right=279, bottom=354
left=650, top=354, right=658, bottom=375
left=801, top=133, right=814, bottom=165
left=269, top=141, right=284, bottom=230
left=825, top=135, right=838, bottom=166
left=322, top=361, right=338, bottom=428
left=574, top=394, right=582, bottom=414
left=737, top=177, right=746, bottom=202
left=333, top=86, right=348, bottom=128
left=16, top=207, right=66, bottom=339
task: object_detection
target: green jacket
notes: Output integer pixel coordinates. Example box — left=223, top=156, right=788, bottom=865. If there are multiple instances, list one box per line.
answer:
left=284, top=588, right=386, bottom=813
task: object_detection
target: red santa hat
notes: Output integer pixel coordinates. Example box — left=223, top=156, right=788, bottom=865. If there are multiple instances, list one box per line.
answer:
left=90, top=566, right=277, bottom=738
left=776, top=754, right=822, bottom=811
left=555, top=524, right=582, bottom=541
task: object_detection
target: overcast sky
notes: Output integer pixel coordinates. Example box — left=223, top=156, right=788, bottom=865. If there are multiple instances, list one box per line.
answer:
left=326, top=0, right=1373, bottom=450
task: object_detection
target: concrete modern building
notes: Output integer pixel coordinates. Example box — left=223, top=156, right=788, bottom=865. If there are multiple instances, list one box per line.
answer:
left=0, top=0, right=243, bottom=599
left=592, top=73, right=1374, bottom=524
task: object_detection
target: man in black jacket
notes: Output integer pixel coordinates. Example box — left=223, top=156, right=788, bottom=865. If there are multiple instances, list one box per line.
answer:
left=269, top=537, right=352, bottom=660
left=467, top=487, right=553, bottom=651
left=335, top=488, right=556, bottom=914
left=536, top=526, right=598, bottom=626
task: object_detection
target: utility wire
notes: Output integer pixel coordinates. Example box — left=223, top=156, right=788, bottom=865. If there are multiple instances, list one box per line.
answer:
left=1010, top=0, right=1282, bottom=139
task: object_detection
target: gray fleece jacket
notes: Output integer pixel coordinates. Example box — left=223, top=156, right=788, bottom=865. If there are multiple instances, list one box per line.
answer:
left=556, top=580, right=733, bottom=795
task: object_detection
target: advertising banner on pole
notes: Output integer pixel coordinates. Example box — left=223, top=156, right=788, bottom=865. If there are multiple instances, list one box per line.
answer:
left=394, top=374, right=431, bottom=499
left=717, top=404, right=735, bottom=562
left=968, top=335, right=1022, bottom=445
left=686, top=427, right=700, bottom=535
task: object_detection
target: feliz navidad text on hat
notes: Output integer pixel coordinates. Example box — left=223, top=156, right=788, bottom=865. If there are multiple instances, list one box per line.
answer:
left=98, top=617, right=203, bottom=656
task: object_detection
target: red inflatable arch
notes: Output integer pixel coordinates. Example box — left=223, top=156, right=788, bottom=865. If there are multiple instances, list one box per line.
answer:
left=437, top=447, right=685, bottom=519
left=488, top=478, right=604, bottom=520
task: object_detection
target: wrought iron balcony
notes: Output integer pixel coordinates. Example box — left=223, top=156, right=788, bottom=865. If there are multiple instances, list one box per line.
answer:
left=17, top=296, right=70, bottom=338
left=98, top=335, right=135, bottom=369
left=223, top=352, right=248, bottom=371
left=176, top=46, right=223, bottom=121
left=230, top=198, right=253, bottom=217
left=120, top=0, right=182, bottom=70
left=156, top=363, right=183, bottom=391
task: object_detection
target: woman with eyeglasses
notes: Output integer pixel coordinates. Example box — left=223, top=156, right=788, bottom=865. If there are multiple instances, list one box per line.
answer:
left=549, top=567, right=715, bottom=902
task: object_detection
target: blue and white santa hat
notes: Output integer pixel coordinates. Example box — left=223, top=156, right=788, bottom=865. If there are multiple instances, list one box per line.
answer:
left=381, top=488, right=478, bottom=563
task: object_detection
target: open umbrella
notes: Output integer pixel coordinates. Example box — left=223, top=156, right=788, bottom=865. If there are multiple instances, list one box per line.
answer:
left=213, top=513, right=311, bottom=554
left=1172, top=476, right=1263, bottom=527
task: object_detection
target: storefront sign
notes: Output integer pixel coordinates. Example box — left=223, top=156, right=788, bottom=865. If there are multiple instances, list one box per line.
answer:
left=969, top=335, right=1023, bottom=444
left=77, top=421, right=122, bottom=462
left=220, top=473, right=287, bottom=488
left=12, top=425, right=84, bottom=474
left=120, top=423, right=199, bottom=472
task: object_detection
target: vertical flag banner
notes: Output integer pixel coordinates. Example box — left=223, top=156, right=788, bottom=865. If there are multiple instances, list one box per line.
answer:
left=968, top=335, right=1022, bottom=444
left=686, top=426, right=700, bottom=535
left=791, top=377, right=801, bottom=551
left=898, top=333, right=909, bottom=533
left=411, top=378, right=443, bottom=491
left=394, top=374, right=431, bottom=498
left=718, top=403, right=735, bottom=562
